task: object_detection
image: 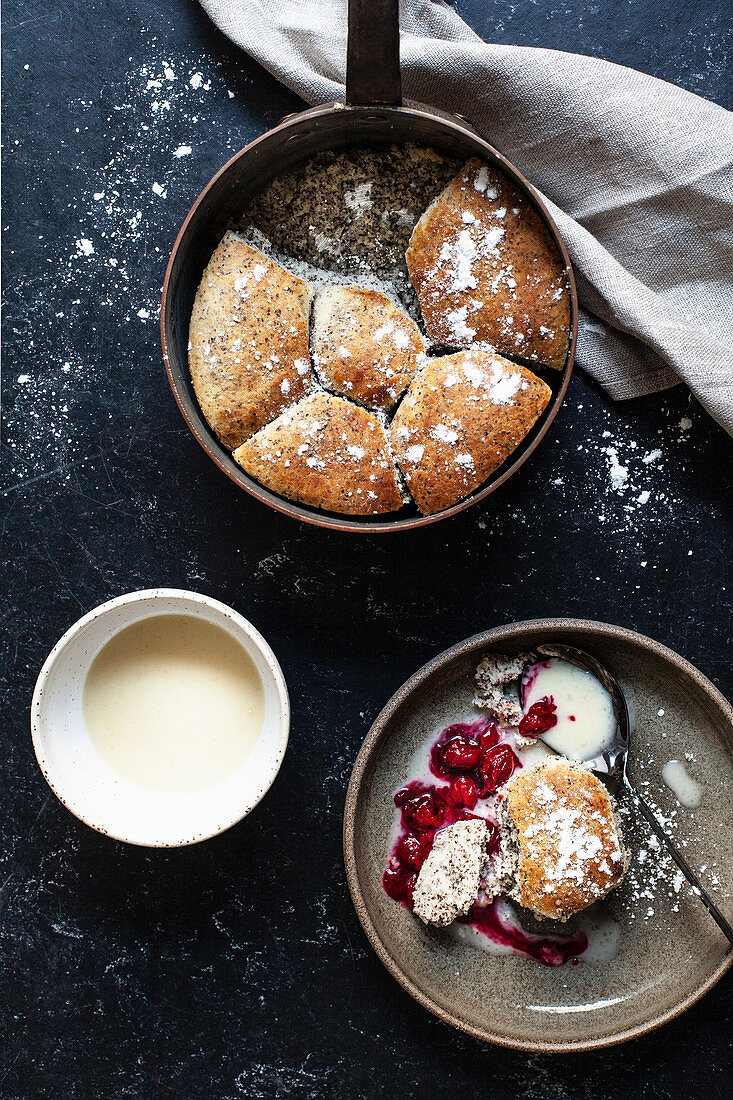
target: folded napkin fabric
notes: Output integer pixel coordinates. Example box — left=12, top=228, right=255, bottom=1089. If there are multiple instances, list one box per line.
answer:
left=199, top=0, right=733, bottom=435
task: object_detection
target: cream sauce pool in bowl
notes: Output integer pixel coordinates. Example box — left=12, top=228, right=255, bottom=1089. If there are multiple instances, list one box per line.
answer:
left=522, top=656, right=617, bottom=761
left=84, top=615, right=265, bottom=793
left=31, top=589, right=290, bottom=846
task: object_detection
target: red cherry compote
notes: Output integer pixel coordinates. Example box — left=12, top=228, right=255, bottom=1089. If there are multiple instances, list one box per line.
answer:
left=518, top=696, right=557, bottom=740
left=382, top=713, right=589, bottom=966
left=383, top=718, right=519, bottom=912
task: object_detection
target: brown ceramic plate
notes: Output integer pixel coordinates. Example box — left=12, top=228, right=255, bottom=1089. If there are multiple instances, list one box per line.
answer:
left=343, top=619, right=733, bottom=1051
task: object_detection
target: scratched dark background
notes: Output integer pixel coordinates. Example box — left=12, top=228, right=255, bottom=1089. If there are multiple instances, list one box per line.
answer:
left=2, top=0, right=732, bottom=1096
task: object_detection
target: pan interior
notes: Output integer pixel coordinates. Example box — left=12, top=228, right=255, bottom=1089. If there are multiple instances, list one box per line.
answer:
left=164, top=108, right=576, bottom=529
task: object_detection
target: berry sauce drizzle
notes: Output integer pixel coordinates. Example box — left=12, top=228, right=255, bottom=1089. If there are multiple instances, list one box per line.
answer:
left=520, top=659, right=548, bottom=702
left=382, top=714, right=589, bottom=966
left=460, top=902, right=588, bottom=966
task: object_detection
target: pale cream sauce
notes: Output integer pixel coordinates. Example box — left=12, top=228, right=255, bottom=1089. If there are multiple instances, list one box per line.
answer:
left=661, top=759, right=702, bottom=808
left=522, top=657, right=616, bottom=761
left=84, top=615, right=264, bottom=792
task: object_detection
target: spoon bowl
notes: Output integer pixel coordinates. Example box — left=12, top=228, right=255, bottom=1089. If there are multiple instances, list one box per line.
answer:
left=536, top=642, right=733, bottom=946
left=535, top=642, right=629, bottom=786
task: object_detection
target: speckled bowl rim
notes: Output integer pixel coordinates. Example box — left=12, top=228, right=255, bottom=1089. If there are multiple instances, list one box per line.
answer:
left=343, top=617, right=733, bottom=1052
left=30, top=588, right=290, bottom=848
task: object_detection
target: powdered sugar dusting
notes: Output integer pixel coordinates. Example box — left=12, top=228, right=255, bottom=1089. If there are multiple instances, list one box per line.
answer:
left=440, top=229, right=478, bottom=292
left=602, top=445, right=629, bottom=491
left=490, top=371, right=522, bottom=406
left=3, top=33, right=241, bottom=488
left=473, top=163, right=498, bottom=200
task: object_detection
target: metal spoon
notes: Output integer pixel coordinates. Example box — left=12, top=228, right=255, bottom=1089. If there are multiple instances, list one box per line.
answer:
left=535, top=642, right=733, bottom=947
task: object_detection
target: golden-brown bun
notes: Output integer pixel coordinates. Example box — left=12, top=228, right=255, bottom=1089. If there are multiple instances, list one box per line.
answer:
left=233, top=392, right=404, bottom=515
left=311, top=286, right=426, bottom=410
left=504, top=757, right=627, bottom=921
left=406, top=159, right=570, bottom=370
left=390, top=349, right=551, bottom=515
left=188, top=234, right=313, bottom=449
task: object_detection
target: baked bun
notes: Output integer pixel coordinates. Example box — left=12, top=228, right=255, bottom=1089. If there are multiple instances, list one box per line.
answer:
left=189, top=234, right=313, bottom=449
left=502, top=757, right=628, bottom=921
left=406, top=159, right=570, bottom=370
left=390, top=349, right=551, bottom=515
left=232, top=391, right=404, bottom=515
left=311, top=286, right=426, bottom=410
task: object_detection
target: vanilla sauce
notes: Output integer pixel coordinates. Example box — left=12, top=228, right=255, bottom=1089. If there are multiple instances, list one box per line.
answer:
left=522, top=657, right=617, bottom=761
left=661, top=759, right=702, bottom=808
left=84, top=615, right=265, bottom=792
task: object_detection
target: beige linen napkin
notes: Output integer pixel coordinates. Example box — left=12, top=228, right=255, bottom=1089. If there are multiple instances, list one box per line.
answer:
left=199, top=0, right=733, bottom=435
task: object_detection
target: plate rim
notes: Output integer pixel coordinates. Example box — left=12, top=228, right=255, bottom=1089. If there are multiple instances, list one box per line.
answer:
left=342, top=617, right=733, bottom=1052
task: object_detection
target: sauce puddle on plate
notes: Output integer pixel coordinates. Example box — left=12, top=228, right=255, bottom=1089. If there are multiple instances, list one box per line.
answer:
left=662, top=759, right=702, bottom=808
left=84, top=615, right=264, bottom=792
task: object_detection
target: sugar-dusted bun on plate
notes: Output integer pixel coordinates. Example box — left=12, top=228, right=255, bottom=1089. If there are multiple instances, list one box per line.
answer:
left=233, top=391, right=404, bottom=515
left=500, top=756, right=628, bottom=921
left=406, top=158, right=571, bottom=370
left=390, top=348, right=551, bottom=515
left=189, top=234, right=313, bottom=449
left=311, top=285, right=426, bottom=410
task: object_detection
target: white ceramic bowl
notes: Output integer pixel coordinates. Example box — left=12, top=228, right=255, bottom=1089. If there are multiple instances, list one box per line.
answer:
left=30, top=589, right=290, bottom=847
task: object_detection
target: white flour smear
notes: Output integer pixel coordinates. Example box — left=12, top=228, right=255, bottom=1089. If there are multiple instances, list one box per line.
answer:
left=2, top=36, right=239, bottom=488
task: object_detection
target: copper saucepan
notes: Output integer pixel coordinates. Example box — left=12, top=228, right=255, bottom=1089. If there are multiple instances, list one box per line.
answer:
left=161, top=0, right=578, bottom=532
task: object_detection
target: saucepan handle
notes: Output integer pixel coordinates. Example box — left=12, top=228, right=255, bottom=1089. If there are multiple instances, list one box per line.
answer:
left=346, top=0, right=402, bottom=106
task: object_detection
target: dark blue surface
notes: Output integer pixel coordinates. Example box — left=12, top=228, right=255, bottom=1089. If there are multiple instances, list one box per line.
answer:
left=2, top=1, right=731, bottom=1096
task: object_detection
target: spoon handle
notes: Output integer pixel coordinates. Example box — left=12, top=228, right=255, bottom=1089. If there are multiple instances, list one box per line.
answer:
left=622, top=773, right=733, bottom=947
